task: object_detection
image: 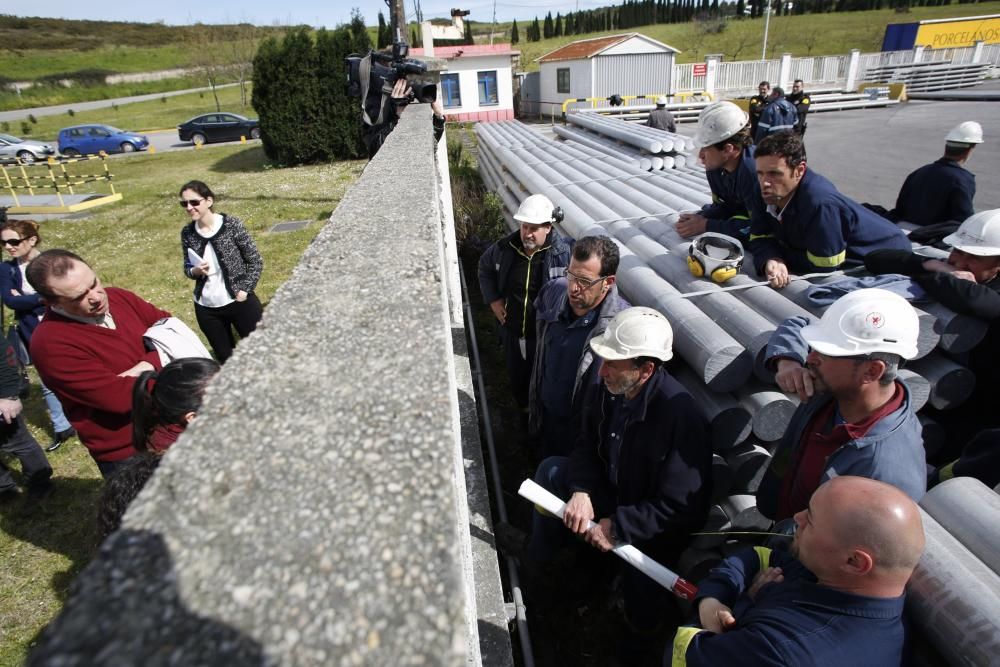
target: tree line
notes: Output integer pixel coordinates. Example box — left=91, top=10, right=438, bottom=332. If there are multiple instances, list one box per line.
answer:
left=508, top=0, right=975, bottom=43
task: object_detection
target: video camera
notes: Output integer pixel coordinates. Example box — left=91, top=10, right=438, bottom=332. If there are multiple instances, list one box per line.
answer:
left=346, top=40, right=437, bottom=118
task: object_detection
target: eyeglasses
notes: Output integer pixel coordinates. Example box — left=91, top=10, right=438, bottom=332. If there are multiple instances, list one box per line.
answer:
left=1, top=238, right=25, bottom=246
left=179, top=199, right=204, bottom=208
left=566, top=270, right=607, bottom=290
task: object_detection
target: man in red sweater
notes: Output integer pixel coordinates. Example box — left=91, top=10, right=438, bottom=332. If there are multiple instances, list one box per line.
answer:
left=26, top=250, right=170, bottom=478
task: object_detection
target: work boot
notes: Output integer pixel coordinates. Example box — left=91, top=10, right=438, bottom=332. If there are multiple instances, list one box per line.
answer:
left=46, top=427, right=76, bottom=452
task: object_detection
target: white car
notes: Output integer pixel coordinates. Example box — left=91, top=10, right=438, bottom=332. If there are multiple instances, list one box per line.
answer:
left=0, top=133, right=58, bottom=164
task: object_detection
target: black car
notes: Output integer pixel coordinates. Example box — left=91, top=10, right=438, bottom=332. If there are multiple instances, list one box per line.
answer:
left=177, top=113, right=261, bottom=145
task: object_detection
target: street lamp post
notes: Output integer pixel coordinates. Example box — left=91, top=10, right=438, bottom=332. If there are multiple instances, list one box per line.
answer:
left=761, top=0, right=772, bottom=61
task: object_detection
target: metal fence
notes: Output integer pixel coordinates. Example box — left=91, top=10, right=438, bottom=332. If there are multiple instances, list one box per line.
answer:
left=672, top=43, right=999, bottom=96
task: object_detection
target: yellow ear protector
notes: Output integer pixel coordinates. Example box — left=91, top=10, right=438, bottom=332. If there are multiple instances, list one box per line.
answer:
left=687, top=232, right=744, bottom=283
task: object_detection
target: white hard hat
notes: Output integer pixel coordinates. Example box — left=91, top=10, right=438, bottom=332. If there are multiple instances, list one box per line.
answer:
left=945, top=121, right=983, bottom=145
left=943, top=209, right=1000, bottom=256
left=655, top=95, right=668, bottom=106
left=799, top=288, right=919, bottom=360
left=589, top=307, right=674, bottom=362
left=687, top=232, right=744, bottom=283
left=693, top=101, right=749, bottom=148
left=514, top=194, right=555, bottom=225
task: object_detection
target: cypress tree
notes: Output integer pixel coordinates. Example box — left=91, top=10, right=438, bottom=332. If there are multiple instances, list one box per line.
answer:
left=377, top=12, right=389, bottom=49
left=511, top=19, right=519, bottom=44
left=464, top=20, right=474, bottom=44
left=543, top=12, right=554, bottom=38
left=555, top=13, right=563, bottom=37
left=531, top=17, right=541, bottom=41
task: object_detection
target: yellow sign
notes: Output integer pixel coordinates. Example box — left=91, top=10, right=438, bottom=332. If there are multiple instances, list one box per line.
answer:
left=916, top=17, right=1000, bottom=48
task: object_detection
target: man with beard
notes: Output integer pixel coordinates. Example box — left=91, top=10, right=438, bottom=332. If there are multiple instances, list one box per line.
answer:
left=521, top=307, right=711, bottom=663
left=672, top=476, right=925, bottom=666
left=528, top=236, right=627, bottom=457
left=758, top=288, right=926, bottom=522
left=478, top=195, right=570, bottom=418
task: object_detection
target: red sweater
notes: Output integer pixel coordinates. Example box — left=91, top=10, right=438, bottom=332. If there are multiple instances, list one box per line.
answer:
left=31, top=287, right=170, bottom=462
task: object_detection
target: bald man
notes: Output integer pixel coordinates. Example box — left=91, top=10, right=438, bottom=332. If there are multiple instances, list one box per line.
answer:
left=671, top=476, right=925, bottom=666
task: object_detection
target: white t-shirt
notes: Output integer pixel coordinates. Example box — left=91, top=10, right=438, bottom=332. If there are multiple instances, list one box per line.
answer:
left=194, top=214, right=235, bottom=308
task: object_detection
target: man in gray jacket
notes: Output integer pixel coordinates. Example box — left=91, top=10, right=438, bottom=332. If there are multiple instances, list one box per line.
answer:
left=759, top=288, right=926, bottom=521
left=528, top=236, right=627, bottom=457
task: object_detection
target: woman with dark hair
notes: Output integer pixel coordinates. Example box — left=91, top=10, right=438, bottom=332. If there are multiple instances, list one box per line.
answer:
left=179, top=180, right=264, bottom=362
left=0, top=219, right=75, bottom=451
left=132, top=357, right=220, bottom=454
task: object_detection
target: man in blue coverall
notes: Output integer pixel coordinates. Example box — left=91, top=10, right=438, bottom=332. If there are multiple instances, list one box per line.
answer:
left=749, top=131, right=910, bottom=289
left=675, top=101, right=765, bottom=245
left=670, top=476, right=925, bottom=666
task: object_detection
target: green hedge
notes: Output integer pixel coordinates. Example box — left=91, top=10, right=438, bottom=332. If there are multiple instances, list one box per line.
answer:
left=252, top=14, right=371, bottom=165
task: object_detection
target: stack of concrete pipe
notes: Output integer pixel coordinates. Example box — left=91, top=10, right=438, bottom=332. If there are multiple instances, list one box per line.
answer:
left=564, top=111, right=694, bottom=171
left=476, top=118, right=982, bottom=528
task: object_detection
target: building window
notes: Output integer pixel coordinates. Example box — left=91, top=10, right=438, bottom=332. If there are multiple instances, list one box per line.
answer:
left=440, top=73, right=461, bottom=108
left=478, top=70, right=499, bottom=106
left=557, top=68, right=570, bottom=94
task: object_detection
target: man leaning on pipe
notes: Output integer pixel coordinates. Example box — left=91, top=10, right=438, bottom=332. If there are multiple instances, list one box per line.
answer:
left=748, top=131, right=911, bottom=289
left=504, top=307, right=711, bottom=664
left=865, top=209, right=1000, bottom=448
left=760, top=288, right=927, bottom=524
left=671, top=476, right=925, bottom=666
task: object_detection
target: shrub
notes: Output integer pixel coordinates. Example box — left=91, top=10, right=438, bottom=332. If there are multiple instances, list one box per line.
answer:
left=68, top=108, right=75, bottom=116
left=252, top=12, right=370, bottom=165
left=161, top=95, right=167, bottom=103
left=21, top=121, right=31, bottom=135
left=0, top=122, right=8, bottom=132
left=27, top=114, right=37, bottom=124
left=37, top=68, right=115, bottom=87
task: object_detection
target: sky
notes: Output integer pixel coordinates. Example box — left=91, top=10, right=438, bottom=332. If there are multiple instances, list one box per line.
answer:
left=5, top=1, right=614, bottom=28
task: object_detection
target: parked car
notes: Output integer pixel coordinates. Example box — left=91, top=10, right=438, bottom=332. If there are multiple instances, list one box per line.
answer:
left=177, top=113, right=261, bottom=145
left=57, top=124, right=149, bottom=157
left=0, top=133, right=58, bottom=164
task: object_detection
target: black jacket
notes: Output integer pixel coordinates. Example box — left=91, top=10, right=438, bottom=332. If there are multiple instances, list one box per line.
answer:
left=181, top=213, right=264, bottom=300
left=892, top=158, right=976, bottom=226
left=568, top=369, right=711, bottom=556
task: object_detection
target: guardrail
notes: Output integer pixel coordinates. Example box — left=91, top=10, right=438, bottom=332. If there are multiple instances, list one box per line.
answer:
left=1, top=153, right=122, bottom=213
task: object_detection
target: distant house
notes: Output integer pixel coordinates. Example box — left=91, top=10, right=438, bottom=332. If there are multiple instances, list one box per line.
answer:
left=536, top=33, right=680, bottom=117
left=411, top=43, right=520, bottom=123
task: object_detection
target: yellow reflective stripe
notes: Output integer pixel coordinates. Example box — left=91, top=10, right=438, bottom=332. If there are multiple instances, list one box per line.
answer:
left=748, top=233, right=775, bottom=241
left=806, top=249, right=847, bottom=268
left=671, top=627, right=703, bottom=667
left=731, top=215, right=749, bottom=221
left=753, top=546, right=772, bottom=570
left=939, top=461, right=957, bottom=482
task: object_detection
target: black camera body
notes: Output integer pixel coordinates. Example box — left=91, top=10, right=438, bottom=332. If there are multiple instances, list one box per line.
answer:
left=346, top=41, right=437, bottom=115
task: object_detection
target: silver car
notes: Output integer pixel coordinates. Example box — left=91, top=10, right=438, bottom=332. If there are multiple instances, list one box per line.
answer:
left=0, top=133, right=58, bottom=164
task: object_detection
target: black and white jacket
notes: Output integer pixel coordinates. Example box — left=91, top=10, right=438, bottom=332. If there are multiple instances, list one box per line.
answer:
left=181, top=213, right=263, bottom=300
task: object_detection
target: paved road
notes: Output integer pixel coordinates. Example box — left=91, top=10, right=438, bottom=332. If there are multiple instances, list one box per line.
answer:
left=0, top=83, right=240, bottom=123
left=145, top=129, right=260, bottom=154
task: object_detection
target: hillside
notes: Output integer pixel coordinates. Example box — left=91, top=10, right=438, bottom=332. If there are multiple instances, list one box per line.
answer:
left=469, top=2, right=1000, bottom=67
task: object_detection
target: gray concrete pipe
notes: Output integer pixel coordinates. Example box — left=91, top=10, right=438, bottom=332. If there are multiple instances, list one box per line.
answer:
left=907, top=354, right=975, bottom=411
left=897, top=369, right=931, bottom=413
left=920, top=477, right=1000, bottom=576
left=720, top=494, right=757, bottom=522
left=674, top=364, right=753, bottom=452
left=691, top=505, right=732, bottom=550
left=918, top=415, right=946, bottom=460
left=920, top=300, right=988, bottom=354
left=610, top=222, right=776, bottom=382
left=576, top=112, right=677, bottom=152
left=907, top=509, right=1000, bottom=665
left=725, top=443, right=772, bottom=495
left=567, top=112, right=665, bottom=153
left=711, top=454, right=734, bottom=503
left=736, top=382, right=799, bottom=442
left=552, top=125, right=653, bottom=171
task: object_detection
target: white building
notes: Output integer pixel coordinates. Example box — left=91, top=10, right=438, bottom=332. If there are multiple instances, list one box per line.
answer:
left=411, top=43, right=519, bottom=123
left=536, top=33, right=680, bottom=117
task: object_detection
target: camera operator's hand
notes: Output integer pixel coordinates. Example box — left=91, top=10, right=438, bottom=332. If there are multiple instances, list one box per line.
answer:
left=391, top=79, right=413, bottom=106
left=431, top=98, right=444, bottom=120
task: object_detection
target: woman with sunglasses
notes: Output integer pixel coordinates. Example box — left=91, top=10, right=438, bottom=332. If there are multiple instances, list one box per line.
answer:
left=178, top=180, right=264, bottom=362
left=0, top=219, right=76, bottom=451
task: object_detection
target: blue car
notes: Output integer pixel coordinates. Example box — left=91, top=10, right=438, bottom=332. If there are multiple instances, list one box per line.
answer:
left=57, top=124, right=149, bottom=157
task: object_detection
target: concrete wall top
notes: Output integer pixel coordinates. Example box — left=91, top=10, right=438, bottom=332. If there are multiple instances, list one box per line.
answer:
left=28, top=109, right=469, bottom=666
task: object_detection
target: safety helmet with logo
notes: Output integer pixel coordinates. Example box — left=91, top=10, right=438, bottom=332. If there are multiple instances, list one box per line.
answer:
left=655, top=95, right=668, bottom=106
left=514, top=194, right=562, bottom=226
left=589, top=307, right=673, bottom=362
left=799, top=288, right=919, bottom=360
left=693, top=101, right=749, bottom=148
left=687, top=232, right=744, bottom=283
left=943, top=209, right=1000, bottom=256
left=945, top=121, right=983, bottom=145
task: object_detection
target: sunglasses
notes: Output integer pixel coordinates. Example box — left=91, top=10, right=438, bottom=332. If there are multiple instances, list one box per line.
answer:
left=179, top=199, right=205, bottom=208
left=1, top=238, right=26, bottom=246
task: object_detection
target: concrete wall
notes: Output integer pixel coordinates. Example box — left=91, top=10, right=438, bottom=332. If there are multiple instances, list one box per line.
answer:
left=539, top=59, right=593, bottom=116
left=440, top=55, right=515, bottom=123
left=27, top=109, right=513, bottom=666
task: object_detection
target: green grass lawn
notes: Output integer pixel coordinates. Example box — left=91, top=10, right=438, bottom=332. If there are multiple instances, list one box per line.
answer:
left=6, top=85, right=256, bottom=141
left=0, top=144, right=364, bottom=666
